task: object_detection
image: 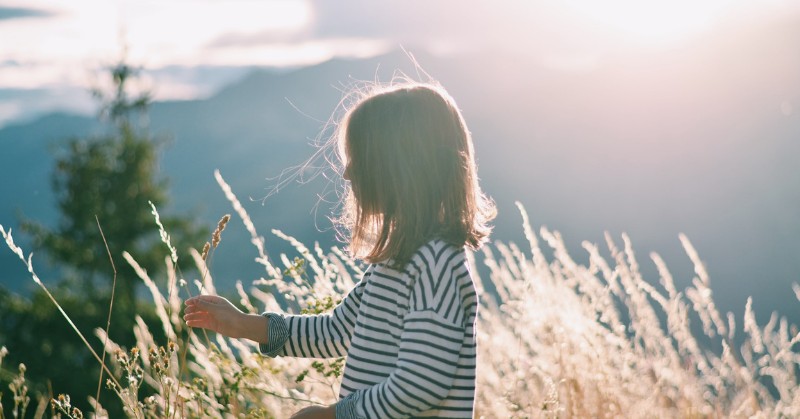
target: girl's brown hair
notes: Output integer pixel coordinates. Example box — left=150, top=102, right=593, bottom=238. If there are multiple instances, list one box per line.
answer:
left=336, top=82, right=496, bottom=267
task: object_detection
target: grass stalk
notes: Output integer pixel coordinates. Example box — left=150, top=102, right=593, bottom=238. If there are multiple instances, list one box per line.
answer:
left=0, top=225, right=123, bottom=392
left=95, top=215, right=118, bottom=409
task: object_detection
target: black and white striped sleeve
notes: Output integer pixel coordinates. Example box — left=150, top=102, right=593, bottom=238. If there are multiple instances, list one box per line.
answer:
left=259, top=270, right=370, bottom=358
left=335, top=245, right=468, bottom=418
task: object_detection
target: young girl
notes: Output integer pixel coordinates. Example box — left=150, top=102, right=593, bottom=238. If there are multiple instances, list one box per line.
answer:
left=184, top=81, right=495, bottom=418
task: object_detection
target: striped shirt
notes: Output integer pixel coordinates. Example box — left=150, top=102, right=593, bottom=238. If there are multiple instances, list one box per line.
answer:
left=259, top=238, right=478, bottom=418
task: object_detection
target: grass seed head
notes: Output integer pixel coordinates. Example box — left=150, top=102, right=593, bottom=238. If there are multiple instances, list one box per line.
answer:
left=106, top=379, right=119, bottom=392
left=115, top=349, right=128, bottom=367
left=201, top=242, right=210, bottom=260
left=211, top=214, right=231, bottom=248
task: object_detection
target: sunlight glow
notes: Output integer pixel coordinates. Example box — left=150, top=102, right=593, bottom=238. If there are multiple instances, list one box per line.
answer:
left=564, top=0, right=735, bottom=47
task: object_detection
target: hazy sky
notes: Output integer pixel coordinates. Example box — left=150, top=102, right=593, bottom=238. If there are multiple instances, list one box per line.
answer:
left=1, top=0, right=797, bottom=126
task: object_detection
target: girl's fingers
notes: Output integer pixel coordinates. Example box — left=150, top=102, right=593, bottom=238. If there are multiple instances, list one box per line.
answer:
left=184, top=313, right=214, bottom=329
left=183, top=295, right=230, bottom=331
left=183, top=312, right=204, bottom=322
left=196, top=294, right=222, bottom=303
left=184, top=312, right=210, bottom=322
left=183, top=304, right=205, bottom=315
left=184, top=300, right=217, bottom=313
left=185, top=295, right=220, bottom=306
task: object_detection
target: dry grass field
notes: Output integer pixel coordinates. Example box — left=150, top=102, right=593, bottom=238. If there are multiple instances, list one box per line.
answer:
left=2, top=173, right=798, bottom=418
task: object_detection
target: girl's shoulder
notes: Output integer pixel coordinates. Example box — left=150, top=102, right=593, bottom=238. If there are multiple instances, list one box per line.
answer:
left=401, top=238, right=469, bottom=288
left=404, top=238, right=474, bottom=314
left=410, top=238, right=466, bottom=269
left=368, top=238, right=475, bottom=316
left=370, top=238, right=467, bottom=285
left=369, top=238, right=466, bottom=276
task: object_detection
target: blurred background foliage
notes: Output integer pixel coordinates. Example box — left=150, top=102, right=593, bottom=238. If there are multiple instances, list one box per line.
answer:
left=0, top=61, right=206, bottom=416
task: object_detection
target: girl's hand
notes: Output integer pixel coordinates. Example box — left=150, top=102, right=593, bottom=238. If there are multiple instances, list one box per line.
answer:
left=289, top=404, right=335, bottom=419
left=184, top=295, right=267, bottom=342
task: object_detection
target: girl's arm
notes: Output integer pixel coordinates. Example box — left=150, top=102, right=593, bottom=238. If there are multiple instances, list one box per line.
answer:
left=259, top=275, right=369, bottom=358
left=184, top=269, right=370, bottom=359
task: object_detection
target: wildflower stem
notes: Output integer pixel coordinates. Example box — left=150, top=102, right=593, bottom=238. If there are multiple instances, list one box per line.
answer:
left=95, top=215, right=117, bottom=408
left=0, top=225, right=123, bottom=391
left=35, top=273, right=120, bottom=387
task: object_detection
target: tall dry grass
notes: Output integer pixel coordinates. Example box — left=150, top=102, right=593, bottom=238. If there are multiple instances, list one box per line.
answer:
left=1, top=171, right=798, bottom=418
left=473, top=205, right=799, bottom=417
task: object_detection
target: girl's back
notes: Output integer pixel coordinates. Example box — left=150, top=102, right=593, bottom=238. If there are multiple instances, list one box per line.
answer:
left=341, top=239, right=478, bottom=417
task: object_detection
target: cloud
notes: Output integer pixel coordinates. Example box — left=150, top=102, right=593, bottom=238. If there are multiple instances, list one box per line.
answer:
left=199, top=1, right=562, bottom=60
left=307, top=1, right=555, bottom=54
left=0, top=6, right=54, bottom=21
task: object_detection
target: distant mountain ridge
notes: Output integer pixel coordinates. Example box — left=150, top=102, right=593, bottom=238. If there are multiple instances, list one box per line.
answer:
left=2, top=48, right=799, bottom=326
